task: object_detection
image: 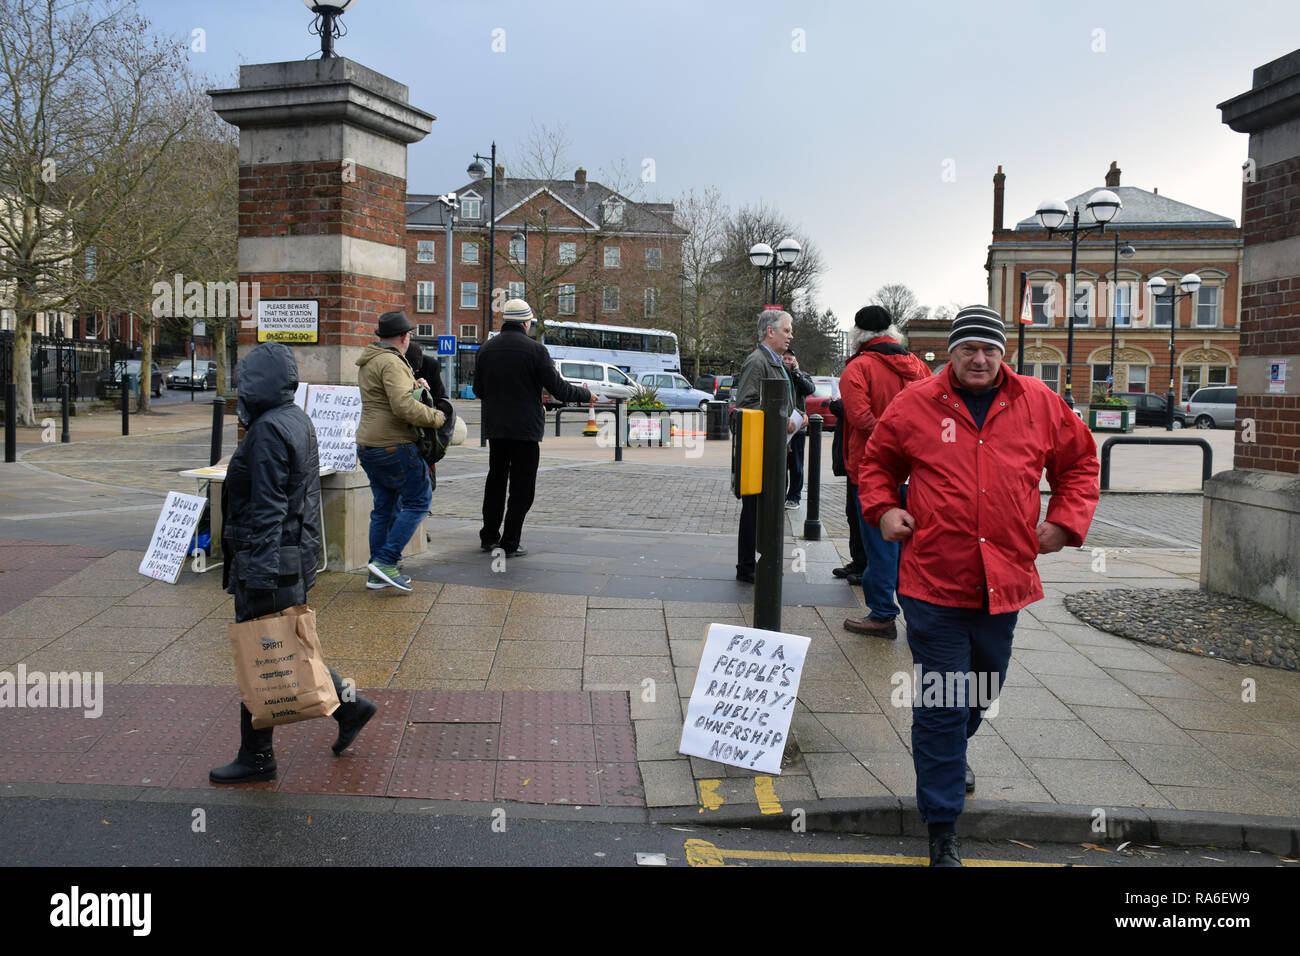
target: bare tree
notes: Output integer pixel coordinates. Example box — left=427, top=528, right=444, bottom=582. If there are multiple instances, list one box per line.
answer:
left=672, top=186, right=729, bottom=380
left=868, top=283, right=927, bottom=332
left=0, top=0, right=200, bottom=424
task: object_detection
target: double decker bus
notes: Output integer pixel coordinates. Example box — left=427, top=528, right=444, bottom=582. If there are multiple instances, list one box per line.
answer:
left=538, top=321, right=680, bottom=375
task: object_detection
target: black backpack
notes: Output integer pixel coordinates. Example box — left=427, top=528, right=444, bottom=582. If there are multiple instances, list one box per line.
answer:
left=411, top=385, right=456, bottom=468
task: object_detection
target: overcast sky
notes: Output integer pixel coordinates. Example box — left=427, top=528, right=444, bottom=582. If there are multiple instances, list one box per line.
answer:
left=142, top=0, right=1297, bottom=329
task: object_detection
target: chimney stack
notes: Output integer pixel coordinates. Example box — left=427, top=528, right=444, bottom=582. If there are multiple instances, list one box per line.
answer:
left=495, top=163, right=506, bottom=186
left=1105, top=160, right=1121, bottom=187
left=993, top=165, right=1006, bottom=233
left=574, top=167, right=587, bottom=188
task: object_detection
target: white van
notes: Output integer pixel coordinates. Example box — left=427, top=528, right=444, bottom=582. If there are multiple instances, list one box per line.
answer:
left=543, top=360, right=637, bottom=407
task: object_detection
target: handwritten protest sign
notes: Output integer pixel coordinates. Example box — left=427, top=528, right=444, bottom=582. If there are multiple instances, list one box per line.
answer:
left=304, top=384, right=362, bottom=472
left=138, top=491, right=208, bottom=583
left=678, top=623, right=810, bottom=775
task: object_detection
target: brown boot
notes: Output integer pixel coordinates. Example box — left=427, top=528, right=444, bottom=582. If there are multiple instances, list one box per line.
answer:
left=843, top=616, right=897, bottom=638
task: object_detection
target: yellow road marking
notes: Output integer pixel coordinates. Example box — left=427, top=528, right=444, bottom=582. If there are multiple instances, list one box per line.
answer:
left=683, top=839, right=1069, bottom=867
left=753, top=776, right=783, bottom=815
left=698, top=779, right=724, bottom=812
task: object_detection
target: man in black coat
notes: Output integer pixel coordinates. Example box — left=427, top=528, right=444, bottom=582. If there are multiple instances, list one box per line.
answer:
left=210, top=342, right=378, bottom=784
left=473, top=298, right=594, bottom=556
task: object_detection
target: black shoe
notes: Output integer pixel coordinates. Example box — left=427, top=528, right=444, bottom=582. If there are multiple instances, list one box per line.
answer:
left=929, top=833, right=962, bottom=867
left=736, top=569, right=754, bottom=584
left=504, top=546, right=527, bottom=558
left=209, top=748, right=277, bottom=784
left=832, top=564, right=862, bottom=579
left=965, top=761, right=975, bottom=793
left=480, top=539, right=499, bottom=552
left=332, top=697, right=378, bottom=755
left=846, top=572, right=862, bottom=586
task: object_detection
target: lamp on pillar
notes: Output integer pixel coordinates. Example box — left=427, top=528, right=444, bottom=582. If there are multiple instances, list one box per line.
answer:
left=1146, top=273, right=1202, bottom=431
left=1035, top=188, right=1122, bottom=407
left=747, top=238, right=801, bottom=305
left=302, top=1, right=359, bottom=59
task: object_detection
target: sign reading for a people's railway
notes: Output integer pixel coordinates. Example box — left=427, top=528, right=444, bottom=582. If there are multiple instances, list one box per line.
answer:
left=257, top=300, right=318, bottom=343
left=679, top=623, right=810, bottom=775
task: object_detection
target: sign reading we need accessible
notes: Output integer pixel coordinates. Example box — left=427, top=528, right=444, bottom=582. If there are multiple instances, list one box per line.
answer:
left=303, top=385, right=362, bottom=472
left=679, top=623, right=810, bottom=775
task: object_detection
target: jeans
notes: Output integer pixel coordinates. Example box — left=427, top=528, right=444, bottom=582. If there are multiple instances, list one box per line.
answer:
left=357, top=442, right=432, bottom=566
left=855, top=487, right=901, bottom=621
left=786, top=429, right=806, bottom=503
left=899, top=594, right=1017, bottom=824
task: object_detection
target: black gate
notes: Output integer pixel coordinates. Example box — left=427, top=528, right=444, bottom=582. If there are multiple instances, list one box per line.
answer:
left=0, top=330, right=112, bottom=403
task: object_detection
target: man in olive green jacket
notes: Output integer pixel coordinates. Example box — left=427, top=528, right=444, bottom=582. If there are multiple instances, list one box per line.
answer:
left=354, top=311, right=445, bottom=591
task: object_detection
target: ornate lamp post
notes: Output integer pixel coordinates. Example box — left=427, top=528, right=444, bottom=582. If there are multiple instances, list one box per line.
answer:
left=1107, top=236, right=1136, bottom=396
left=747, top=237, right=801, bottom=306
left=467, top=145, right=498, bottom=331
left=1147, top=273, right=1202, bottom=431
left=1035, top=188, right=1122, bottom=407
left=302, top=1, right=359, bottom=58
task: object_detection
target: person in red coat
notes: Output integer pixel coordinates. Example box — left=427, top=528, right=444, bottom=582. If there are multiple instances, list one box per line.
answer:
left=838, top=305, right=932, bottom=636
left=859, top=305, right=1099, bottom=866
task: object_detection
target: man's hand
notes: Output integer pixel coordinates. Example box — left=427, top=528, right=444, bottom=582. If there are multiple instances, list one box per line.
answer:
left=879, top=508, right=915, bottom=542
left=787, top=418, right=797, bottom=435
left=1036, top=521, right=1070, bottom=554
left=415, top=377, right=429, bottom=390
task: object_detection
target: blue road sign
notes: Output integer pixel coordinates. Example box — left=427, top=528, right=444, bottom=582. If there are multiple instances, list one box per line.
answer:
left=437, top=335, right=457, bottom=356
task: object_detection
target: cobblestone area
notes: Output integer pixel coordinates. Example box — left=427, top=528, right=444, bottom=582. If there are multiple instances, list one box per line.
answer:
left=1065, top=588, right=1300, bottom=670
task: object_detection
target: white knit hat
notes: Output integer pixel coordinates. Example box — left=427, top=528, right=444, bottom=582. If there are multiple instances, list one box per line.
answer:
left=502, top=298, right=534, bottom=323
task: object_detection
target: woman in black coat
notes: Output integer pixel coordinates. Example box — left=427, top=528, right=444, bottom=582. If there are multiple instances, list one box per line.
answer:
left=210, top=342, right=378, bottom=784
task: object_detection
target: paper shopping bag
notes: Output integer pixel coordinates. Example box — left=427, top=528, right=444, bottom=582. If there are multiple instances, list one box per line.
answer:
left=228, top=605, right=340, bottom=729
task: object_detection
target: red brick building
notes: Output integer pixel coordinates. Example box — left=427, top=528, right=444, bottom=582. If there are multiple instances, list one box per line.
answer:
left=907, top=162, right=1244, bottom=407
left=405, top=167, right=684, bottom=387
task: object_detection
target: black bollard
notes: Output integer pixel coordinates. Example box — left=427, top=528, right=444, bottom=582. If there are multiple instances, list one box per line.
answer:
left=803, top=414, right=822, bottom=540
left=4, top=383, right=15, bottom=462
left=121, top=372, right=130, bottom=436
left=60, top=383, right=70, bottom=443
left=614, top=398, right=623, bottom=462
left=210, top=397, right=224, bottom=466
left=755, top=379, right=786, bottom=632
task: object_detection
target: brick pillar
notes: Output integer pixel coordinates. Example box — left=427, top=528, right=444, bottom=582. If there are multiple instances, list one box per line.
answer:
left=209, top=60, right=434, bottom=572
left=210, top=59, right=433, bottom=382
left=1204, top=49, right=1300, bottom=621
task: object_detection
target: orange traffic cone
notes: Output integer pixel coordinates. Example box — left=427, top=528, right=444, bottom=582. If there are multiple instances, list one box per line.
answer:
left=582, top=400, right=599, bottom=436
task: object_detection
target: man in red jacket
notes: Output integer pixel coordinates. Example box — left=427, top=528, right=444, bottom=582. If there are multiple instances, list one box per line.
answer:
left=839, top=305, right=932, bottom=636
left=859, top=305, right=1098, bottom=866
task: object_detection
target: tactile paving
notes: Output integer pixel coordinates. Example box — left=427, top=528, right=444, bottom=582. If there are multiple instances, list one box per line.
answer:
left=590, top=691, right=631, bottom=725
left=409, top=689, right=502, bottom=723
left=59, top=750, right=186, bottom=787
left=0, top=712, right=110, bottom=752
left=360, top=689, right=415, bottom=723
left=387, top=758, right=497, bottom=800
left=117, top=685, right=238, bottom=720
left=169, top=754, right=283, bottom=792
left=398, top=723, right=498, bottom=760
left=90, top=715, right=216, bottom=754
left=593, top=725, right=637, bottom=763
left=595, top=762, right=645, bottom=807
left=0, top=752, right=80, bottom=783
left=278, top=755, right=396, bottom=796
left=495, top=761, right=600, bottom=805
left=277, top=710, right=405, bottom=760
left=498, top=722, right=595, bottom=762
left=500, top=690, right=591, bottom=725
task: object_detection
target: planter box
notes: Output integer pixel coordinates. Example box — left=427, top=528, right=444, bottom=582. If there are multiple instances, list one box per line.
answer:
left=1088, top=406, right=1133, bottom=432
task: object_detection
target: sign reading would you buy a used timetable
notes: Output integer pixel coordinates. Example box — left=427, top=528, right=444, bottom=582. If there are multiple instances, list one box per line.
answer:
left=138, top=491, right=207, bottom=583
left=679, top=623, right=810, bottom=775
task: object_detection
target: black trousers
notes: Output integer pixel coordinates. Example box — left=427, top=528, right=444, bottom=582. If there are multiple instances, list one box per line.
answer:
left=845, top=480, right=867, bottom=570
left=239, top=664, right=353, bottom=755
left=737, top=493, right=757, bottom=576
left=481, top=438, right=540, bottom=551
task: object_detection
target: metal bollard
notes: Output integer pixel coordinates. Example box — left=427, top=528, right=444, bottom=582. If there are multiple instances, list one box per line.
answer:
left=614, top=398, right=623, bottom=463
left=210, top=398, right=224, bottom=466
left=755, top=379, right=786, bottom=631
left=121, top=373, right=130, bottom=436
left=4, top=383, right=15, bottom=462
left=803, top=415, right=822, bottom=540
left=60, top=383, right=70, bottom=443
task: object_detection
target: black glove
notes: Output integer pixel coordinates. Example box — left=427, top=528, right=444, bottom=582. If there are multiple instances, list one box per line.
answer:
left=246, top=588, right=277, bottom=619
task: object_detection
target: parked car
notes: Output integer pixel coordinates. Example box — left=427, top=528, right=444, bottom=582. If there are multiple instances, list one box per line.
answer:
left=96, top=359, right=162, bottom=398
left=694, top=374, right=733, bottom=401
left=636, top=372, right=715, bottom=411
left=1123, top=391, right=1186, bottom=428
left=167, top=359, right=217, bottom=391
left=542, top=360, right=637, bottom=408
left=804, top=376, right=840, bottom=429
left=1183, top=385, right=1237, bottom=429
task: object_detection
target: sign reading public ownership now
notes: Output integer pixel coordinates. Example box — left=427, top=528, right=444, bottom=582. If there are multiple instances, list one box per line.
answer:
left=678, top=623, right=810, bottom=775
left=303, top=384, right=362, bottom=472
left=139, top=491, right=208, bottom=583
left=257, top=300, right=319, bottom=343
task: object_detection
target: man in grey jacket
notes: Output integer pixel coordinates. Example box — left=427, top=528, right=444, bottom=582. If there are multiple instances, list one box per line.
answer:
left=732, top=309, right=796, bottom=583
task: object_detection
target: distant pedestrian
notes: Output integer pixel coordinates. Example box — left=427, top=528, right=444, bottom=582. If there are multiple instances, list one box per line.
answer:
left=858, top=305, right=1099, bottom=866
left=731, top=308, right=796, bottom=583
left=474, top=299, right=594, bottom=556
left=782, top=348, right=816, bottom=510
left=210, top=342, right=377, bottom=784
left=839, top=305, right=931, bottom=637
left=354, top=311, right=445, bottom=591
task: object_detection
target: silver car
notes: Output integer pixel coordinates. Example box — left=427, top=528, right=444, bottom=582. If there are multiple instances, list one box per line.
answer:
left=1183, top=385, right=1236, bottom=429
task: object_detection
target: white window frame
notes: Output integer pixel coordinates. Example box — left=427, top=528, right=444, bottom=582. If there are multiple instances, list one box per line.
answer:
left=1070, top=278, right=1094, bottom=327
left=460, top=194, right=482, bottom=220
left=1127, top=365, right=1149, bottom=392
left=508, top=281, right=525, bottom=302
left=1195, top=286, right=1220, bottom=328
left=1112, top=283, right=1133, bottom=327
left=559, top=242, right=576, bottom=265
left=460, top=282, right=478, bottom=309
left=509, top=237, right=526, bottom=263
left=1031, top=284, right=1051, bottom=326
left=603, top=286, right=620, bottom=312
left=603, top=199, right=624, bottom=225
left=460, top=324, right=478, bottom=342
left=416, top=240, right=435, bottom=263
left=644, top=287, right=658, bottom=319
left=646, top=247, right=662, bottom=269
left=416, top=280, right=436, bottom=313
left=604, top=246, right=621, bottom=268
left=417, top=323, right=436, bottom=338
left=461, top=241, right=479, bottom=264
left=558, top=283, right=576, bottom=315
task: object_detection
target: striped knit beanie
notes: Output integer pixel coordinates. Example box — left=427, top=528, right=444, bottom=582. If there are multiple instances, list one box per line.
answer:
left=948, top=305, right=1007, bottom=352
left=502, top=298, right=534, bottom=323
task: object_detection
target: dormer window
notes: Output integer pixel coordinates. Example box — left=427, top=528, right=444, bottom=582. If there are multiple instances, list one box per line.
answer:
left=460, top=192, right=482, bottom=220
left=602, top=199, right=624, bottom=225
